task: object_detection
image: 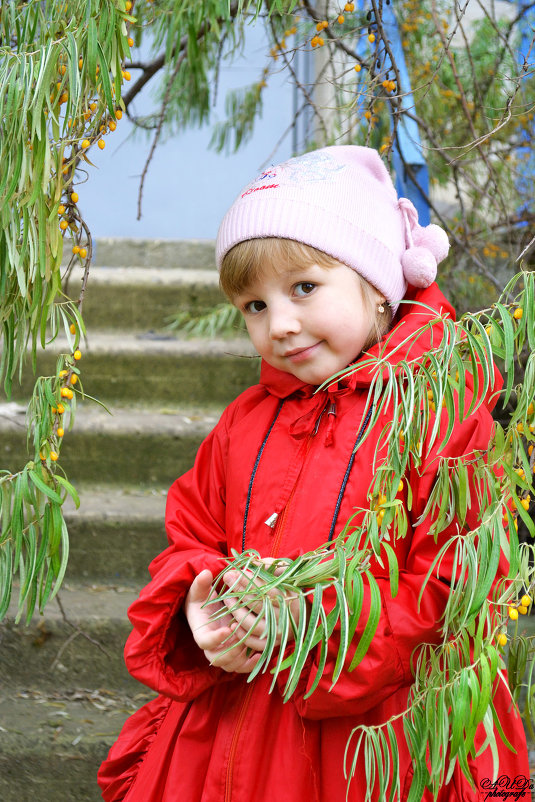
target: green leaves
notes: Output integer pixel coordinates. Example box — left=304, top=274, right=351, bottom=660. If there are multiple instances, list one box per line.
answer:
left=205, top=270, right=535, bottom=798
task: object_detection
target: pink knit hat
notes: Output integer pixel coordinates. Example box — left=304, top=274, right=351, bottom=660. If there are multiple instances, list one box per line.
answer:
left=216, top=146, right=449, bottom=313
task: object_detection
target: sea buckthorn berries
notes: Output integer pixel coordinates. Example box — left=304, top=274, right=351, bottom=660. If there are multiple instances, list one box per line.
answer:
left=115, top=109, right=123, bottom=119
left=60, top=387, right=69, bottom=398
left=81, top=139, right=90, bottom=148
left=109, top=120, right=117, bottom=131
left=509, top=607, right=519, bottom=620
left=497, top=632, right=507, bottom=647
left=57, top=403, right=65, bottom=414
left=354, top=64, right=361, bottom=72
left=521, top=496, right=531, bottom=510
left=73, top=349, right=82, bottom=360
left=513, top=308, right=523, bottom=319
left=69, top=324, right=77, bottom=334
left=59, top=220, right=69, bottom=230
left=70, top=374, right=78, bottom=385
left=50, top=451, right=59, bottom=461
left=98, top=140, right=105, bottom=149
left=521, top=594, right=532, bottom=608
left=59, top=370, right=68, bottom=378
left=71, top=192, right=79, bottom=203
left=337, top=15, right=344, bottom=24
left=528, top=402, right=534, bottom=415
left=368, top=33, right=376, bottom=43
left=57, top=428, right=64, bottom=438
left=398, top=480, right=403, bottom=493
left=127, top=36, right=134, bottom=47
left=72, top=245, right=80, bottom=254
left=79, top=248, right=87, bottom=259
left=58, top=204, right=66, bottom=215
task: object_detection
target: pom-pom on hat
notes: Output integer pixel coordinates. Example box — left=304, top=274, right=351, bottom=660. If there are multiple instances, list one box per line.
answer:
left=216, top=146, right=450, bottom=314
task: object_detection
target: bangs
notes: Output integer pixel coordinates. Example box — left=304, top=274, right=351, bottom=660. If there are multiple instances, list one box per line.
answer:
left=219, top=238, right=341, bottom=299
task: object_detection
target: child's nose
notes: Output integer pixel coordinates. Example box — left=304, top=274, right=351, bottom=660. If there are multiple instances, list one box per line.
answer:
left=268, top=303, right=301, bottom=339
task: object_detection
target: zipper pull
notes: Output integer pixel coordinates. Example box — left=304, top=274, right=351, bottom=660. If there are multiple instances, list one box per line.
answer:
left=265, top=512, right=278, bottom=528
left=325, top=401, right=336, bottom=446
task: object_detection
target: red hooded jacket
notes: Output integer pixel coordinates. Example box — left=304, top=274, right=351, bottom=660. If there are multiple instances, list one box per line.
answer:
left=98, top=284, right=530, bottom=801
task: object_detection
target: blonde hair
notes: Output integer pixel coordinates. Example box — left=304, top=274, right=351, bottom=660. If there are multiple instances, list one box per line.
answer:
left=220, top=237, right=392, bottom=351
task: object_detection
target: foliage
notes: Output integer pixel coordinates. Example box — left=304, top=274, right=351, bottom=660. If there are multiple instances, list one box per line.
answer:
left=207, top=271, right=535, bottom=799
left=0, top=0, right=129, bottom=621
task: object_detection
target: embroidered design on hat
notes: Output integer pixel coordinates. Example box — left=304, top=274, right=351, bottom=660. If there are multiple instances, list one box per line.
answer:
left=280, top=150, right=345, bottom=184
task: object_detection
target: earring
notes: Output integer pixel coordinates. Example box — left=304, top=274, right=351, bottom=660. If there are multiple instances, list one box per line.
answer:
left=377, top=304, right=385, bottom=314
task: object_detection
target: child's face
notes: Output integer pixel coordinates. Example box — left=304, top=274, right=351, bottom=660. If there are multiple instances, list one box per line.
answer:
left=234, top=261, right=381, bottom=385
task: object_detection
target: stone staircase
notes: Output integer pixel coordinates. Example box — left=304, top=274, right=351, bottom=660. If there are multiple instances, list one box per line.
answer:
left=0, top=239, right=259, bottom=801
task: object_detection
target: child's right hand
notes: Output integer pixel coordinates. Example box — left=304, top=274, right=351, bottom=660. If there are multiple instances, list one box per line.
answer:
left=184, top=569, right=262, bottom=674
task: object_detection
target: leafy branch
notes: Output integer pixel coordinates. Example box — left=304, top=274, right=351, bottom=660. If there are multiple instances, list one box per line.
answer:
left=205, top=270, right=535, bottom=798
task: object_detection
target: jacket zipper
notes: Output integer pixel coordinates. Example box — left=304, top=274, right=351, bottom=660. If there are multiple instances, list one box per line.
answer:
left=224, top=431, right=315, bottom=801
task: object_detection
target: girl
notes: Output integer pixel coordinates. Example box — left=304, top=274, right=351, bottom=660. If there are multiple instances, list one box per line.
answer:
left=98, top=146, right=530, bottom=801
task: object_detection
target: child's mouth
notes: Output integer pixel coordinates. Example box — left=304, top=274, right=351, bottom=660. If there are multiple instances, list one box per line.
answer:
left=285, top=343, right=321, bottom=362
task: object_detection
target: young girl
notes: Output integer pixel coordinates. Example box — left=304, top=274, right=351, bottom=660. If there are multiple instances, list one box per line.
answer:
left=98, top=147, right=530, bottom=801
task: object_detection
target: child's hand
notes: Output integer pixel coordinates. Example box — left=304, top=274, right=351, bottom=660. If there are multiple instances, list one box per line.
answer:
left=222, top=559, right=306, bottom=652
left=184, top=569, right=262, bottom=674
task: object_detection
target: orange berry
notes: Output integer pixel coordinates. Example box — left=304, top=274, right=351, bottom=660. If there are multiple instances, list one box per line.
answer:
left=338, top=15, right=344, bottom=24
left=79, top=248, right=87, bottom=259
left=397, top=480, right=403, bottom=493
left=58, top=205, right=66, bottom=215
left=528, top=403, right=534, bottom=415
left=90, top=102, right=98, bottom=111
left=108, top=120, right=117, bottom=131
left=39, top=452, right=46, bottom=460
left=59, top=370, right=68, bottom=378
left=71, top=192, right=79, bottom=203
left=368, top=33, right=376, bottom=43
left=50, top=451, right=59, bottom=461
left=115, top=109, right=123, bottom=119
left=521, top=496, right=531, bottom=510
left=73, top=349, right=82, bottom=360
left=125, top=0, right=132, bottom=9
left=509, top=607, right=519, bottom=620
left=122, top=70, right=131, bottom=81
left=518, top=605, right=528, bottom=615
left=81, top=139, right=90, bottom=148
left=513, top=307, right=523, bottom=320
left=57, top=403, right=65, bottom=414
left=59, top=219, right=69, bottom=230
left=521, top=594, right=531, bottom=607
left=57, top=428, right=64, bottom=438
left=59, top=65, right=67, bottom=75
left=70, top=374, right=78, bottom=385
left=354, top=64, right=362, bottom=72
left=59, top=91, right=68, bottom=104
left=127, top=36, right=134, bottom=47
left=72, top=245, right=80, bottom=254
left=60, top=387, right=69, bottom=398
left=98, top=139, right=105, bottom=149
left=79, top=58, right=83, bottom=69
left=497, top=633, right=507, bottom=647
left=69, top=324, right=77, bottom=334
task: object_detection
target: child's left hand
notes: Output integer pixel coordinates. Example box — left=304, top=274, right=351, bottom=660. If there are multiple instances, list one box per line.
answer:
left=222, top=559, right=306, bottom=652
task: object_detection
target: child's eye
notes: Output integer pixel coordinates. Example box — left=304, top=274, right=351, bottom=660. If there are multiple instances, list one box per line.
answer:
left=294, top=282, right=316, bottom=297
left=244, top=299, right=266, bottom=314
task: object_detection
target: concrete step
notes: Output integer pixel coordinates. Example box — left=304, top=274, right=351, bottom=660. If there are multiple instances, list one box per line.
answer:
left=64, top=485, right=168, bottom=583
left=5, top=333, right=259, bottom=404
left=1, top=403, right=222, bottom=486
left=72, top=237, right=217, bottom=269
left=2, top=584, right=140, bottom=694
left=65, top=265, right=225, bottom=331
left=0, top=688, right=153, bottom=802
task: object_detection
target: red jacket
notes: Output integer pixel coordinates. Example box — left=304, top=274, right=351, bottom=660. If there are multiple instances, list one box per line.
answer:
left=98, top=284, right=530, bottom=802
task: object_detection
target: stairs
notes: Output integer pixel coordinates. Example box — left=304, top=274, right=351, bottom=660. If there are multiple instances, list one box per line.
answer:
left=0, top=239, right=259, bottom=801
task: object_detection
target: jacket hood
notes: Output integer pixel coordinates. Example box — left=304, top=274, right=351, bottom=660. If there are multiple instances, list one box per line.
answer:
left=259, top=282, right=502, bottom=415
